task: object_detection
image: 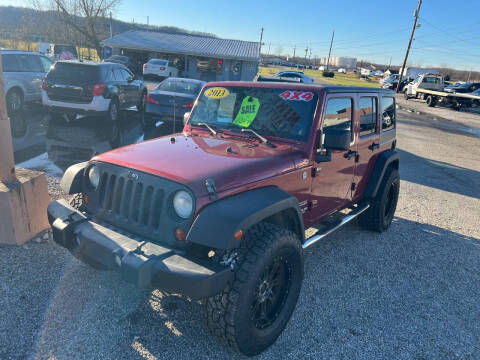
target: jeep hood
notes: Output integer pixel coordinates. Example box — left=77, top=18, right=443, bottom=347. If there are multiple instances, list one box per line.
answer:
left=93, top=134, right=303, bottom=196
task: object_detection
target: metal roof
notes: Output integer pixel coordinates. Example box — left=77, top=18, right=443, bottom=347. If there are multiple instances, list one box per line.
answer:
left=102, top=30, right=260, bottom=61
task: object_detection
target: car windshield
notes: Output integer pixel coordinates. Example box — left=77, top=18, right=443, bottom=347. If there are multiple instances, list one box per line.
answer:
left=189, top=86, right=318, bottom=142
left=156, top=79, right=203, bottom=95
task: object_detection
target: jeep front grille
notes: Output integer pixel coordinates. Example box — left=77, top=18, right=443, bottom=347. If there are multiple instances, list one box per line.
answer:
left=97, top=172, right=165, bottom=230
left=84, top=162, right=194, bottom=247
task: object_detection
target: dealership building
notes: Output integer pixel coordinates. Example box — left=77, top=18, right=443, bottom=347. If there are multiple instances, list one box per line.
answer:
left=101, top=30, right=260, bottom=81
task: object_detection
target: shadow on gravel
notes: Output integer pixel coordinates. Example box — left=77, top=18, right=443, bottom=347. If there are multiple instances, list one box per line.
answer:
left=399, top=149, right=480, bottom=199
left=399, top=112, right=480, bottom=139
left=3, top=216, right=478, bottom=359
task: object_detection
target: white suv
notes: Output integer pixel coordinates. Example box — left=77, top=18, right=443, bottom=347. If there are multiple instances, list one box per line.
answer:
left=143, top=59, right=178, bottom=80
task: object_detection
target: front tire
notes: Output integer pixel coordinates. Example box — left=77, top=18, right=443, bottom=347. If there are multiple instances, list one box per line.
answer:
left=403, top=89, right=409, bottom=100
left=359, top=166, right=400, bottom=232
left=206, top=223, right=304, bottom=356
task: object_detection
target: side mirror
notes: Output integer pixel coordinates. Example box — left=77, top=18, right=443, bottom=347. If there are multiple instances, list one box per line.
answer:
left=183, top=112, right=190, bottom=125
left=323, top=128, right=351, bottom=151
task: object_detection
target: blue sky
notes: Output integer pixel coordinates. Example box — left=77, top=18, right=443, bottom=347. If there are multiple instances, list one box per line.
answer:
left=2, top=0, right=480, bottom=70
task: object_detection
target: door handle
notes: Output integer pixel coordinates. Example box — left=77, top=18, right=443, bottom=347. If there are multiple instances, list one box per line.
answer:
left=344, top=150, right=358, bottom=160
left=369, top=142, right=380, bottom=151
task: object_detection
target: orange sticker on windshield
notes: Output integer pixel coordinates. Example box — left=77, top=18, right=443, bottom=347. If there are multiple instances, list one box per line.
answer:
left=204, top=87, right=229, bottom=99
left=279, top=90, right=314, bottom=102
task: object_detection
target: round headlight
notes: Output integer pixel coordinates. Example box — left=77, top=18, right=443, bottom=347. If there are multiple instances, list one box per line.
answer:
left=88, top=165, right=100, bottom=189
left=173, top=190, right=193, bottom=219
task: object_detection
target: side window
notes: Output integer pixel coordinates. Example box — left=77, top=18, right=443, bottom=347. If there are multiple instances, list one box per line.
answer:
left=122, top=69, right=133, bottom=81
left=323, top=97, right=353, bottom=138
left=381, top=97, right=395, bottom=131
left=39, top=56, right=53, bottom=73
left=359, top=97, right=378, bottom=137
left=115, top=68, right=126, bottom=81
left=1, top=54, right=21, bottom=72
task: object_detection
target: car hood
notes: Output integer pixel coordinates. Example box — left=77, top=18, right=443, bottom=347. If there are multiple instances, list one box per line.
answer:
left=93, top=134, right=303, bottom=196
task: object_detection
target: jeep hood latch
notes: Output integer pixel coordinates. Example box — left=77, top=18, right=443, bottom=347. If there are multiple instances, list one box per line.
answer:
left=205, top=178, right=218, bottom=201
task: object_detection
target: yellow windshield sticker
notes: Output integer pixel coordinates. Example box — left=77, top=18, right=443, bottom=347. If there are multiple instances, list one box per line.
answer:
left=234, top=96, right=260, bottom=127
left=204, top=87, right=230, bottom=99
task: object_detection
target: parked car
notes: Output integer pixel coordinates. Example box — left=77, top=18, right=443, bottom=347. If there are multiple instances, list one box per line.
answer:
left=104, top=55, right=141, bottom=75
left=48, top=82, right=399, bottom=356
left=142, top=58, right=178, bottom=80
left=143, top=77, right=205, bottom=129
left=51, top=44, right=78, bottom=60
left=1, top=50, right=54, bottom=114
left=468, top=88, right=480, bottom=106
left=42, top=60, right=147, bottom=122
left=444, top=82, right=480, bottom=94
left=274, top=71, right=314, bottom=83
left=337, top=68, right=346, bottom=73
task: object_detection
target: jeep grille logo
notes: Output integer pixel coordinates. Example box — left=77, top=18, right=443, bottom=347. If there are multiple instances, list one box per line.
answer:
left=127, top=171, right=139, bottom=181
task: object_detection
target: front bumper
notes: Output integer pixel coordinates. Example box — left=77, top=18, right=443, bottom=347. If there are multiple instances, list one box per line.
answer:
left=47, top=199, right=233, bottom=298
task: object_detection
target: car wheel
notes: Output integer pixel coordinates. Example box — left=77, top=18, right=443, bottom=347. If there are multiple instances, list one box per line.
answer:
left=107, top=99, right=119, bottom=123
left=359, top=166, right=400, bottom=232
left=137, top=91, right=146, bottom=112
left=206, top=222, right=304, bottom=356
left=6, top=88, right=24, bottom=115
left=9, top=113, right=27, bottom=138
left=403, top=90, right=409, bottom=100
left=426, top=95, right=436, bottom=107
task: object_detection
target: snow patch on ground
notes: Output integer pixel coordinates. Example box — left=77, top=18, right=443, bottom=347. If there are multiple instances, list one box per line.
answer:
left=17, top=152, right=63, bottom=177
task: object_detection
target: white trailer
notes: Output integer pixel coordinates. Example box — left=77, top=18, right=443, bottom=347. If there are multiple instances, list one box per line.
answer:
left=404, top=73, right=480, bottom=110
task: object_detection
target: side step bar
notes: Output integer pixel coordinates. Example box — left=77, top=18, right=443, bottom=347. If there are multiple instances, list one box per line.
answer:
left=302, top=203, right=370, bottom=249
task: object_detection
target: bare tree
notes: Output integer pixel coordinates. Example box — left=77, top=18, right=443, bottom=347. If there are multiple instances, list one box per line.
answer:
left=30, top=0, right=120, bottom=57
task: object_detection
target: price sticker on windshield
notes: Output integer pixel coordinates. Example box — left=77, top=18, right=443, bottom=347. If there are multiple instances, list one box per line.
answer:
left=204, top=87, right=230, bottom=99
left=279, top=90, right=314, bottom=102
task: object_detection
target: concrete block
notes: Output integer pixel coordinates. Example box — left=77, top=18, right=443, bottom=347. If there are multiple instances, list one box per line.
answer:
left=0, top=168, right=51, bottom=245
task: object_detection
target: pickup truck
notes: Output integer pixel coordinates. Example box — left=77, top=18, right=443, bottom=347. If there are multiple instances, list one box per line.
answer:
left=403, top=73, right=480, bottom=110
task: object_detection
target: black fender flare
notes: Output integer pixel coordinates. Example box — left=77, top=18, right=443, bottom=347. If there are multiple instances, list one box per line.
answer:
left=186, top=186, right=304, bottom=250
left=60, top=162, right=88, bottom=194
left=364, top=150, right=399, bottom=198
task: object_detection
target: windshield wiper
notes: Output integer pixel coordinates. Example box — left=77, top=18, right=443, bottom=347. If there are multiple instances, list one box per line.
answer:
left=241, top=128, right=276, bottom=148
left=194, top=122, right=217, bottom=136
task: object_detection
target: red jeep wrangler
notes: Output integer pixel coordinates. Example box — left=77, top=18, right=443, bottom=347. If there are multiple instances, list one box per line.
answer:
left=48, top=82, right=399, bottom=356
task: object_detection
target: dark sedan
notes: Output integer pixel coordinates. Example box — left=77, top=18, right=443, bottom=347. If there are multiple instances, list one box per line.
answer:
left=445, top=82, right=480, bottom=94
left=144, top=78, right=205, bottom=130
left=104, top=55, right=140, bottom=75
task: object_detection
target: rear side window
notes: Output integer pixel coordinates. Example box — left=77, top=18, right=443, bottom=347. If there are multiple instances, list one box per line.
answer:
left=323, top=97, right=353, bottom=138
left=2, top=54, right=43, bottom=72
left=423, top=77, right=439, bottom=84
left=47, top=63, right=100, bottom=84
left=381, top=97, right=395, bottom=131
left=359, top=97, right=377, bottom=137
left=2, top=54, right=21, bottom=72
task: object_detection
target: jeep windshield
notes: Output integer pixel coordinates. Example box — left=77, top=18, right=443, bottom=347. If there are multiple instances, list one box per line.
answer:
left=189, top=86, right=318, bottom=142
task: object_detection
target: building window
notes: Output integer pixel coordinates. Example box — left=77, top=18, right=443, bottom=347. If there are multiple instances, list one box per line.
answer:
left=196, top=57, right=223, bottom=74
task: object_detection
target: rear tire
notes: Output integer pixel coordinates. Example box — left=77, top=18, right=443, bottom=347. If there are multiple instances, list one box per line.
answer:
left=359, top=166, right=400, bottom=232
left=205, top=223, right=304, bottom=356
left=426, top=95, right=436, bottom=107
left=6, top=88, right=24, bottom=115
left=107, top=98, right=119, bottom=123
left=403, top=89, right=409, bottom=100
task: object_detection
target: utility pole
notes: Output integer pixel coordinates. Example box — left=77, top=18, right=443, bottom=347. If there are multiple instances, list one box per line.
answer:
left=326, top=30, right=335, bottom=71
left=396, top=0, right=422, bottom=92
left=109, top=11, right=113, bottom=38
left=259, top=27, right=264, bottom=55
left=268, top=42, right=271, bottom=56
left=147, top=16, right=149, bottom=26
left=304, top=47, right=308, bottom=65
left=293, top=45, right=296, bottom=62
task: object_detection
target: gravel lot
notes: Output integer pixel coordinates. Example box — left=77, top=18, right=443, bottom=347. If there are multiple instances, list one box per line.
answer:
left=1, top=102, right=480, bottom=359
